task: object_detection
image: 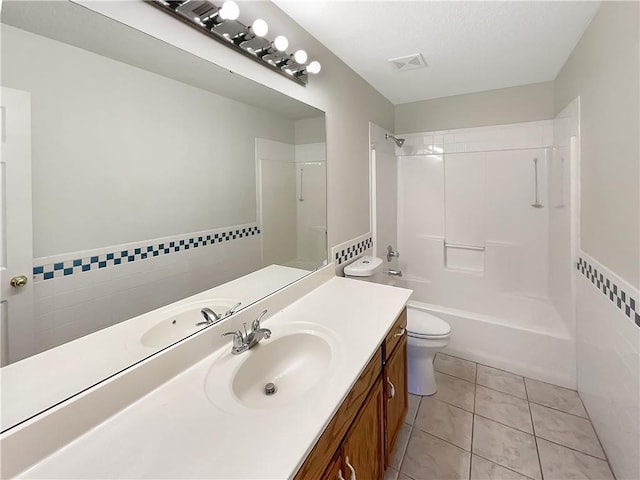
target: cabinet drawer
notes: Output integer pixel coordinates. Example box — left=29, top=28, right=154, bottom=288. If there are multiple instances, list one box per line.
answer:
left=384, top=307, right=407, bottom=361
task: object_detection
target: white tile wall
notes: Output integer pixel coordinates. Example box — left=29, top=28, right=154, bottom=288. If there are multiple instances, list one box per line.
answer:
left=331, top=232, right=373, bottom=276
left=397, top=120, right=553, bottom=156
left=576, top=252, right=639, bottom=480
left=33, top=231, right=261, bottom=354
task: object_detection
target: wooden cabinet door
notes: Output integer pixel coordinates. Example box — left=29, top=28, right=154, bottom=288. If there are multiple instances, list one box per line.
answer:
left=321, top=451, right=346, bottom=480
left=342, top=380, right=384, bottom=480
left=385, top=335, right=408, bottom=466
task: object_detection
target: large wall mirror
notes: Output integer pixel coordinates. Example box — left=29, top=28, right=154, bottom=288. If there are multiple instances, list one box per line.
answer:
left=0, top=0, right=326, bottom=432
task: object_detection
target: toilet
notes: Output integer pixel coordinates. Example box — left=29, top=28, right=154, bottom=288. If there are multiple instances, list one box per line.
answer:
left=344, top=255, right=452, bottom=396
left=405, top=307, right=451, bottom=395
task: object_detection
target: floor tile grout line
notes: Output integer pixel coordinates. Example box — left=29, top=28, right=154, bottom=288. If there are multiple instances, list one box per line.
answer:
left=433, top=354, right=616, bottom=479
left=533, top=436, right=611, bottom=463
left=527, top=398, right=589, bottom=419
left=413, top=428, right=473, bottom=456
left=472, top=452, right=538, bottom=480
left=568, top=390, right=616, bottom=477
left=410, top=423, right=471, bottom=454
left=396, top=424, right=412, bottom=475
left=434, top=368, right=476, bottom=386
left=469, top=362, right=478, bottom=480
left=473, top=412, right=534, bottom=439
left=529, top=402, right=608, bottom=460
left=525, top=379, right=546, bottom=480
left=476, top=378, right=528, bottom=400
left=433, top=366, right=476, bottom=384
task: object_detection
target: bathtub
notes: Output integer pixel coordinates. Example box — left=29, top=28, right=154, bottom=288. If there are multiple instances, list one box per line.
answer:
left=370, top=275, right=576, bottom=388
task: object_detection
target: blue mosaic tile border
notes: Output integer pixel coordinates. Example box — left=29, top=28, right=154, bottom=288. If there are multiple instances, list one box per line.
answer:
left=33, top=225, right=260, bottom=282
left=335, top=237, right=373, bottom=265
left=577, top=257, right=639, bottom=328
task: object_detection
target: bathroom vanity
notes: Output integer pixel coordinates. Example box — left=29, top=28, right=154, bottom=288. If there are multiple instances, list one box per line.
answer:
left=295, top=308, right=408, bottom=480
left=1, top=266, right=411, bottom=479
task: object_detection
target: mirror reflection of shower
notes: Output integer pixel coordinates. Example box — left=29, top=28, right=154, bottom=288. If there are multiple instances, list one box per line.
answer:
left=385, top=133, right=405, bottom=148
left=298, top=167, right=304, bottom=202
left=256, top=138, right=327, bottom=271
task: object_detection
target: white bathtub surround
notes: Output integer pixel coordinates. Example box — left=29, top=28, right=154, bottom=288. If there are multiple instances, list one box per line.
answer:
left=575, top=252, right=639, bottom=480
left=404, top=298, right=574, bottom=388
left=389, top=120, right=576, bottom=387
left=396, top=120, right=553, bottom=157
left=1, top=265, right=310, bottom=436
left=2, top=268, right=412, bottom=479
left=549, top=98, right=580, bottom=334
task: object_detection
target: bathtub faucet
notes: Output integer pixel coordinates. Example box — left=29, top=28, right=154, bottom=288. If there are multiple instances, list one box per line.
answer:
left=387, top=269, right=403, bottom=277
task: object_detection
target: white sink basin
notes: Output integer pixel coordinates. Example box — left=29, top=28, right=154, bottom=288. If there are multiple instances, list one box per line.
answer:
left=205, top=322, right=339, bottom=411
left=140, top=299, right=241, bottom=348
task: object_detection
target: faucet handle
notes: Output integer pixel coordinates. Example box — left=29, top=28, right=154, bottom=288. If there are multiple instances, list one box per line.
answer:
left=251, top=310, right=268, bottom=332
left=224, top=302, right=242, bottom=317
left=222, top=330, right=244, bottom=349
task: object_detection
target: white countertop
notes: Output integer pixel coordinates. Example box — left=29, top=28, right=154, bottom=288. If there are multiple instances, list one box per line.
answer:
left=1, top=265, right=309, bottom=433
left=19, top=277, right=411, bottom=479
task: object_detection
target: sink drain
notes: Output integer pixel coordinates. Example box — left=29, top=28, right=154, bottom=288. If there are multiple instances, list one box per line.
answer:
left=264, top=382, right=277, bottom=395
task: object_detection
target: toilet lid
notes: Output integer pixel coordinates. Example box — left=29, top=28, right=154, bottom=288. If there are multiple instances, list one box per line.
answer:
left=407, top=310, right=451, bottom=337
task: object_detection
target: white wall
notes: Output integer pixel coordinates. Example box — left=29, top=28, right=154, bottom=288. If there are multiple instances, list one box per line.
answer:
left=395, top=81, right=554, bottom=134
left=1, top=25, right=294, bottom=258
left=78, top=1, right=395, bottom=252
left=553, top=3, right=640, bottom=478
left=555, top=2, right=639, bottom=288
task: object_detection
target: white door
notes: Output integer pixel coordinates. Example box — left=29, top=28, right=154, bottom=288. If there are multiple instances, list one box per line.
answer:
left=0, top=87, right=34, bottom=366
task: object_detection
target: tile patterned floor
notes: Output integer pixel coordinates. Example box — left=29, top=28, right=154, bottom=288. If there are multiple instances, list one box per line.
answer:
left=385, top=353, right=615, bottom=480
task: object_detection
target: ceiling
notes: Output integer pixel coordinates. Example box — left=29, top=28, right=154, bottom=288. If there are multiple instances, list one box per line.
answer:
left=274, top=1, right=601, bottom=105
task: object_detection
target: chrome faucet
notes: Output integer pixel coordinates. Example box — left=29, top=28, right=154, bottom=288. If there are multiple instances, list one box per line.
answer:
left=195, top=302, right=242, bottom=327
left=196, top=307, right=221, bottom=326
left=222, top=310, right=271, bottom=355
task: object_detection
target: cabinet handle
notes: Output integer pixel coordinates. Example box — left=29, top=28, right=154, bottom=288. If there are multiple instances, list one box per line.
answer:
left=345, top=456, right=357, bottom=480
left=387, top=377, right=395, bottom=399
left=337, top=469, right=345, bottom=480
left=394, top=327, right=405, bottom=337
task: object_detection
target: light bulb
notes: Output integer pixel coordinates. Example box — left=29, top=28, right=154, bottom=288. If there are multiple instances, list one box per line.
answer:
left=294, top=49, right=308, bottom=64
left=219, top=0, right=239, bottom=20
left=273, top=35, right=288, bottom=52
left=252, top=19, right=268, bottom=37
left=307, top=60, right=321, bottom=74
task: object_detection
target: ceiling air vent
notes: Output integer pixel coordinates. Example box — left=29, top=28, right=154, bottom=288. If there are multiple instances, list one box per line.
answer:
left=388, top=53, right=427, bottom=72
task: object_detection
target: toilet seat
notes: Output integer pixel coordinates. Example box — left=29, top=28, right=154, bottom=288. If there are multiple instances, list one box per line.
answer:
left=406, top=310, right=451, bottom=338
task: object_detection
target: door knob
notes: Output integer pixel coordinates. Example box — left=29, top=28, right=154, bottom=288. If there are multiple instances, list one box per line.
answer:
left=10, top=275, right=28, bottom=288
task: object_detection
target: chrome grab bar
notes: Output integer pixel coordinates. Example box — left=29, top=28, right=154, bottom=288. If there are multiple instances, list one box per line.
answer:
left=444, top=242, right=485, bottom=251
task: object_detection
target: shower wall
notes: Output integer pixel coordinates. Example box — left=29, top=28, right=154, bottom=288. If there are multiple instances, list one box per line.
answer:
left=397, top=120, right=555, bottom=300
left=256, top=139, right=326, bottom=269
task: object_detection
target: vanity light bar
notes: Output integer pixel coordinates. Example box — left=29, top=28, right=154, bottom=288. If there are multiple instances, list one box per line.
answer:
left=149, top=0, right=322, bottom=86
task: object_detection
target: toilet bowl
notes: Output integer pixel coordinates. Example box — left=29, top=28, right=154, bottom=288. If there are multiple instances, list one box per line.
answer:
left=406, top=306, right=451, bottom=396
left=343, top=256, right=451, bottom=396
